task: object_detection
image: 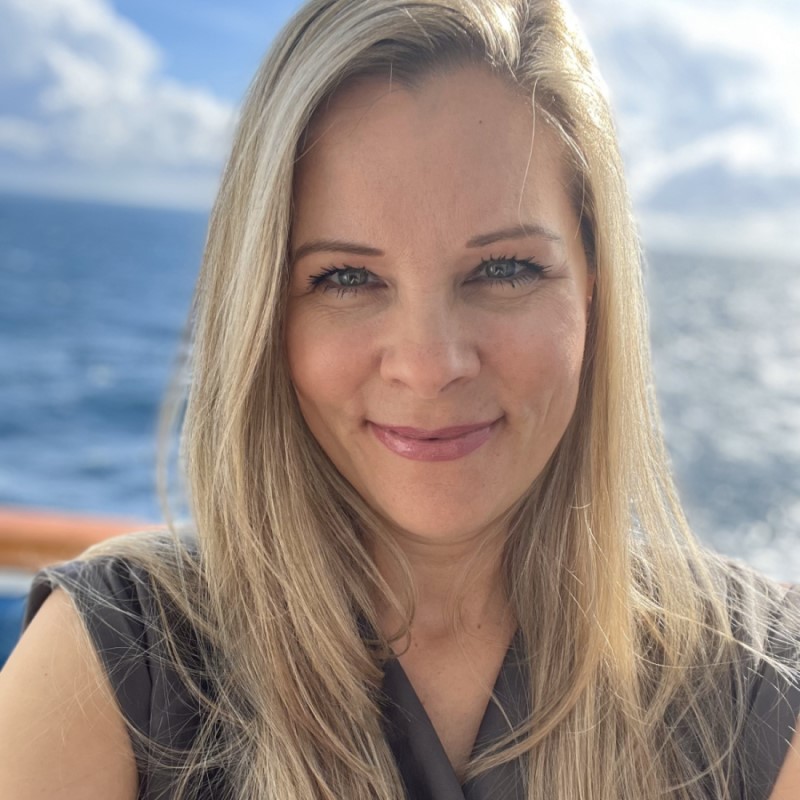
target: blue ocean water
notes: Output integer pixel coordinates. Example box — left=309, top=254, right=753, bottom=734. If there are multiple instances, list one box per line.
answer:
left=0, top=193, right=797, bottom=580
left=0, top=194, right=203, bottom=521
left=647, top=247, right=800, bottom=581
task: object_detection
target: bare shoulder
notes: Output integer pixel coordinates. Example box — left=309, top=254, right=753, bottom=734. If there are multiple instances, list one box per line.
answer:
left=0, top=588, right=138, bottom=800
left=769, top=721, right=800, bottom=799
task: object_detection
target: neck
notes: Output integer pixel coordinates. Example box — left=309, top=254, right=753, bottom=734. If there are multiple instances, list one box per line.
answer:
left=369, top=523, right=515, bottom=644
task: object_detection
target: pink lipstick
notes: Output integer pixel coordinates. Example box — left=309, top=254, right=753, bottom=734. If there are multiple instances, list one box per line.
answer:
left=369, top=420, right=498, bottom=462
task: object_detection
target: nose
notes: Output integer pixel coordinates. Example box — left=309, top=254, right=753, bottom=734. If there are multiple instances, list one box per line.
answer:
left=378, top=298, right=480, bottom=398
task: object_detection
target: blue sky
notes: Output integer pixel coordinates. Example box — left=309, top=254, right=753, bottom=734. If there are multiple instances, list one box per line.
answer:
left=1, top=0, right=799, bottom=257
left=110, top=1, right=299, bottom=102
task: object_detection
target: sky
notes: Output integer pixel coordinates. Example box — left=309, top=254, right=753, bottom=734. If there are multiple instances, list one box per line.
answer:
left=1, top=0, right=799, bottom=258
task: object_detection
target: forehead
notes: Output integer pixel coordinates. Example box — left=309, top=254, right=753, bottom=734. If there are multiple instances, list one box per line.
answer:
left=292, top=66, right=577, bottom=250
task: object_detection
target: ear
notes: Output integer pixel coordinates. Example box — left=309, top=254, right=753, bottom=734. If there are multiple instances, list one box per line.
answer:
left=585, top=271, right=596, bottom=316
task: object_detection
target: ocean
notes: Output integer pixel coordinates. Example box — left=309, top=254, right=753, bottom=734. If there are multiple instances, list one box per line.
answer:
left=0, top=193, right=797, bottom=581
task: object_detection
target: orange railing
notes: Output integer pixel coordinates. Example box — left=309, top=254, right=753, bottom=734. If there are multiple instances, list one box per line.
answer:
left=0, top=506, right=152, bottom=570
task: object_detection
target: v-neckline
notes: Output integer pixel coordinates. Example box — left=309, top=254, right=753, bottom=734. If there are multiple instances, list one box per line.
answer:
left=380, top=627, right=528, bottom=800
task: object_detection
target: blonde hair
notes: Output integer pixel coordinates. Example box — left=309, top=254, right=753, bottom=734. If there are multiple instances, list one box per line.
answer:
left=73, top=1, right=797, bottom=797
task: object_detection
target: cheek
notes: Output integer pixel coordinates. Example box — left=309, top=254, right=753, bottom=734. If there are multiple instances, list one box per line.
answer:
left=494, top=303, right=587, bottom=406
left=286, top=310, right=372, bottom=423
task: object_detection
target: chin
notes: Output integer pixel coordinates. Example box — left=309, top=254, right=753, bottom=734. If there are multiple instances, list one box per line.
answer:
left=376, top=502, right=507, bottom=543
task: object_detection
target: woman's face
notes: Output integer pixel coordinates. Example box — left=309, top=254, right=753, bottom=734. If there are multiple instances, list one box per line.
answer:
left=286, top=66, right=593, bottom=542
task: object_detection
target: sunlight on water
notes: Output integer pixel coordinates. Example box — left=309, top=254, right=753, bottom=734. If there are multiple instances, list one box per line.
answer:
left=648, top=251, right=800, bottom=582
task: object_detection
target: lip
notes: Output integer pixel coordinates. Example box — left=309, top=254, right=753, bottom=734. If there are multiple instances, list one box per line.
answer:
left=368, top=419, right=500, bottom=462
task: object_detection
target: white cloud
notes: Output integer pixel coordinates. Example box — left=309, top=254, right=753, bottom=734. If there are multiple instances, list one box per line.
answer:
left=0, top=0, right=235, bottom=205
left=0, top=0, right=798, bottom=253
left=571, top=0, right=800, bottom=170
left=569, top=0, right=800, bottom=255
left=0, top=118, right=50, bottom=158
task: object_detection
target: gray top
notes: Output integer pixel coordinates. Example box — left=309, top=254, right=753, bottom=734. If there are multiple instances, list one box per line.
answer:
left=23, top=556, right=800, bottom=800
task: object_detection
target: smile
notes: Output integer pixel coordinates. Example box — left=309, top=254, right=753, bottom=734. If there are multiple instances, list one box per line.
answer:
left=368, top=420, right=500, bottom=462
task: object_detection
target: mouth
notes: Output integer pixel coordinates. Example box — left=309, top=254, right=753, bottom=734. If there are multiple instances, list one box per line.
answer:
left=368, top=419, right=501, bottom=462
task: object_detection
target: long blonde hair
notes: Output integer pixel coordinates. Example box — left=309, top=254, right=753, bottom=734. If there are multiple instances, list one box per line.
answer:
left=76, top=1, right=798, bottom=797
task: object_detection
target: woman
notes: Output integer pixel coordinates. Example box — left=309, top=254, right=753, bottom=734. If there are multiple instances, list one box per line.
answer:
left=0, top=0, right=798, bottom=798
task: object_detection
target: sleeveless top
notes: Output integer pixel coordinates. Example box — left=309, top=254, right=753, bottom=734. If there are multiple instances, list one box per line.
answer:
left=23, top=554, right=800, bottom=800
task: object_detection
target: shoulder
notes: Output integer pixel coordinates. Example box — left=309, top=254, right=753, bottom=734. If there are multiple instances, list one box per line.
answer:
left=732, top=578, right=800, bottom=799
left=762, top=587, right=800, bottom=800
left=0, top=588, right=138, bottom=799
left=770, top=726, right=800, bottom=799
left=22, top=545, right=169, bottom=733
left=0, top=532, right=210, bottom=798
left=24, top=529, right=202, bottom=652
left=31, top=534, right=207, bottom=728
left=666, top=557, right=800, bottom=798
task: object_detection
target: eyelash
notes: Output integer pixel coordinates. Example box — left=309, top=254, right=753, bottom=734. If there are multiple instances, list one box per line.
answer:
left=306, top=255, right=550, bottom=297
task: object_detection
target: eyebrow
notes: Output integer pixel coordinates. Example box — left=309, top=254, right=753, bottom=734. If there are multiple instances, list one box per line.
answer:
left=292, top=238, right=383, bottom=263
left=291, top=222, right=563, bottom=263
left=466, top=223, right=563, bottom=248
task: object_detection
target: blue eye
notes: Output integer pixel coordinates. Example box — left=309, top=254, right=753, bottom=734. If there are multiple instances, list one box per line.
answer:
left=306, top=255, right=549, bottom=298
left=307, top=266, right=376, bottom=296
left=475, top=255, right=548, bottom=287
